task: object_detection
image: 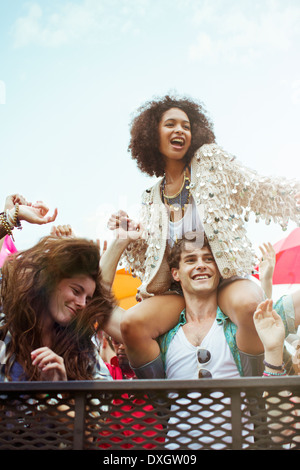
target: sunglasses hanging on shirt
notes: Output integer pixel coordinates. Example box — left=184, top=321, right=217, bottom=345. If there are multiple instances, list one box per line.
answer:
left=197, top=348, right=212, bottom=379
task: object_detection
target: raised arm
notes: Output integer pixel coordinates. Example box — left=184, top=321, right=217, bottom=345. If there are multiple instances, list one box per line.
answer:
left=18, top=202, right=58, bottom=225
left=100, top=212, right=141, bottom=343
left=0, top=194, right=58, bottom=241
left=102, top=211, right=141, bottom=287
left=234, top=158, right=300, bottom=228
left=253, top=299, right=286, bottom=375
left=258, top=242, right=276, bottom=299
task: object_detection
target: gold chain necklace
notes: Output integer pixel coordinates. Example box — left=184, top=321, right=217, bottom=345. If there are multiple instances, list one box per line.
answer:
left=161, top=170, right=191, bottom=220
left=163, top=170, right=187, bottom=199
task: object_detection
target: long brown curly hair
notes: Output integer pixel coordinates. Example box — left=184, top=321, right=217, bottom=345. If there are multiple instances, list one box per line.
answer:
left=0, top=236, right=115, bottom=381
left=128, top=94, right=216, bottom=177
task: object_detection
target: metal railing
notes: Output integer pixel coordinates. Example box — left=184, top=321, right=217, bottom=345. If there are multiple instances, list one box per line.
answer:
left=0, top=377, right=299, bottom=450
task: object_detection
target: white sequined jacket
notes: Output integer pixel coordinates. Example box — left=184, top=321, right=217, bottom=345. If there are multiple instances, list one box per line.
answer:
left=120, top=143, right=300, bottom=300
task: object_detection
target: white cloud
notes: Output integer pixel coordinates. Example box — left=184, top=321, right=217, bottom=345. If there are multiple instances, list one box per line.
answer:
left=188, top=0, right=300, bottom=64
left=12, top=3, right=44, bottom=48
left=12, top=0, right=147, bottom=48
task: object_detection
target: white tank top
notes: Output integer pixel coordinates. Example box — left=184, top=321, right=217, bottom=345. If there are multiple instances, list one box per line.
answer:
left=165, top=320, right=245, bottom=450
left=165, top=319, right=240, bottom=379
left=167, top=166, right=204, bottom=246
left=168, top=196, right=204, bottom=247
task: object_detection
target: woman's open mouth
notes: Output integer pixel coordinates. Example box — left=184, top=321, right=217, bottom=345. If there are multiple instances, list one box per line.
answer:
left=170, top=137, right=185, bottom=148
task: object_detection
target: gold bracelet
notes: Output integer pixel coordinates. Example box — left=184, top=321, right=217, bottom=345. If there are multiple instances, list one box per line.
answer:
left=0, top=212, right=14, bottom=238
left=12, top=203, right=19, bottom=227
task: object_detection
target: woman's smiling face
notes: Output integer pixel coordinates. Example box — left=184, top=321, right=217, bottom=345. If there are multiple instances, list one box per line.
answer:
left=158, top=107, right=192, bottom=163
left=48, top=274, right=96, bottom=327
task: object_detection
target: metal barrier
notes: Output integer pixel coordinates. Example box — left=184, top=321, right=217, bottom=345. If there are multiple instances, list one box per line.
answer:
left=0, top=377, right=299, bottom=450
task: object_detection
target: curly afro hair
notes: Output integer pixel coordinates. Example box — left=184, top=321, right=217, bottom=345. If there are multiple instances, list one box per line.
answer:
left=128, top=94, right=216, bottom=177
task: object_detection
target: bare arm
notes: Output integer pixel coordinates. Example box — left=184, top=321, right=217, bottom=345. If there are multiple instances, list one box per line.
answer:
left=100, top=212, right=142, bottom=342
left=103, top=306, right=124, bottom=344
left=99, top=241, right=127, bottom=342
left=258, top=242, right=276, bottom=299
left=100, top=236, right=132, bottom=343
left=100, top=211, right=141, bottom=288
left=0, top=194, right=57, bottom=242
left=18, top=203, right=58, bottom=225
left=100, top=237, right=132, bottom=288
left=253, top=299, right=285, bottom=373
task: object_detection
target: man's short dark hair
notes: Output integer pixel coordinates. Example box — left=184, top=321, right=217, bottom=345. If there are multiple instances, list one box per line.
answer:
left=167, top=232, right=211, bottom=270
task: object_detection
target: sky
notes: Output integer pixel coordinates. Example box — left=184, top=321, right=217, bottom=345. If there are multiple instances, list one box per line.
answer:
left=1, top=0, right=300, bottom=288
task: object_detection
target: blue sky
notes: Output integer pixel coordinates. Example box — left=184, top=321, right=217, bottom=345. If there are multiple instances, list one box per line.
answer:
left=1, top=0, right=300, bottom=259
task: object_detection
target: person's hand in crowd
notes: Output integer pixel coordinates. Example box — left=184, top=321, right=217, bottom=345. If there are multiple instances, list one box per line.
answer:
left=258, top=242, right=276, bottom=298
left=50, top=224, right=74, bottom=238
left=50, top=224, right=109, bottom=260
left=107, top=210, right=142, bottom=242
left=1, top=195, right=58, bottom=242
left=253, top=299, right=285, bottom=354
left=4, top=193, right=29, bottom=210
left=18, top=201, right=58, bottom=225
left=96, top=238, right=108, bottom=257
left=31, top=347, right=67, bottom=381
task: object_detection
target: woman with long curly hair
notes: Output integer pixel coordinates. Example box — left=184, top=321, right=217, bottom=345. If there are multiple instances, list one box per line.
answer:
left=106, top=93, right=300, bottom=379
left=0, top=214, right=114, bottom=381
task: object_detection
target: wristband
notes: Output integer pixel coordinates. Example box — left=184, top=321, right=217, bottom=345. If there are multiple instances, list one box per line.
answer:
left=12, top=203, right=19, bottom=226
left=0, top=212, right=14, bottom=240
left=263, top=359, right=285, bottom=371
left=263, top=369, right=287, bottom=376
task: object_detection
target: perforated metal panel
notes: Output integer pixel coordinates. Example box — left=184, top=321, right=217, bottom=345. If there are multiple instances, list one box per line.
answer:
left=0, top=377, right=299, bottom=450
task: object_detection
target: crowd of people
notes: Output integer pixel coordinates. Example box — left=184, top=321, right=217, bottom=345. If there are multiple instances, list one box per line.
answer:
left=0, top=94, right=299, bottom=447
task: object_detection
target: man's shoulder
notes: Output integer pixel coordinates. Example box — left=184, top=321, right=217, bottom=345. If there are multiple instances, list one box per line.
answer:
left=274, top=294, right=296, bottom=335
left=159, top=309, right=187, bottom=358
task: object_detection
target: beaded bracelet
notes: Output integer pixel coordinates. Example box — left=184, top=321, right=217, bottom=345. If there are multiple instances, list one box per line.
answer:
left=12, top=203, right=19, bottom=226
left=263, top=359, right=285, bottom=371
left=263, top=369, right=287, bottom=377
left=0, top=212, right=14, bottom=239
left=6, top=205, right=22, bottom=231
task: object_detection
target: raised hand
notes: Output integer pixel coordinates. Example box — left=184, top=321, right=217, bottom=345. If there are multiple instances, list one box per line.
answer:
left=18, top=202, right=58, bottom=225
left=107, top=210, right=130, bottom=231
left=107, top=210, right=141, bottom=241
left=50, top=224, right=74, bottom=238
left=4, top=193, right=29, bottom=210
left=253, top=299, right=285, bottom=353
left=96, top=238, right=108, bottom=257
left=258, top=242, right=276, bottom=298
